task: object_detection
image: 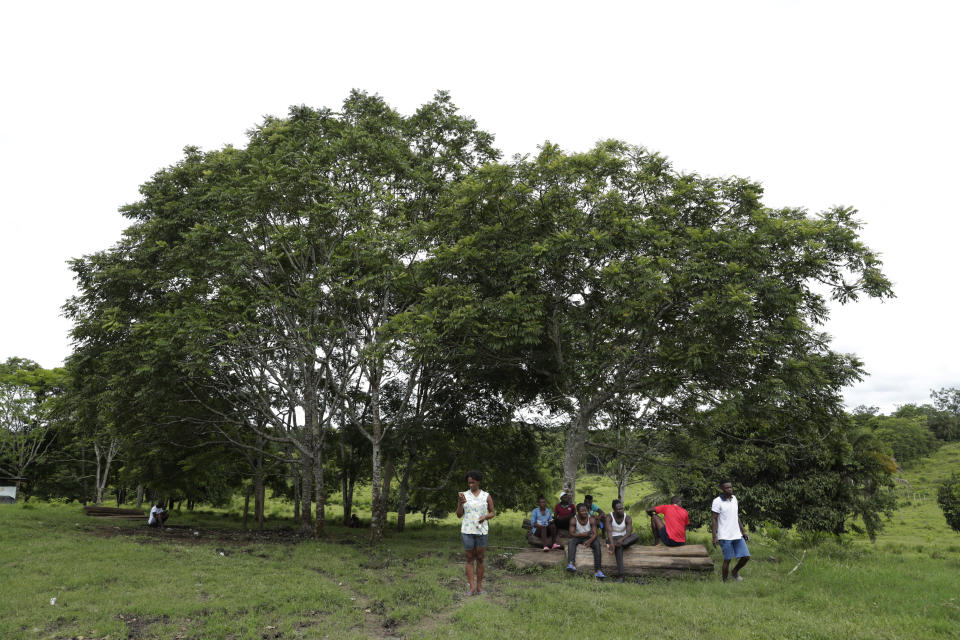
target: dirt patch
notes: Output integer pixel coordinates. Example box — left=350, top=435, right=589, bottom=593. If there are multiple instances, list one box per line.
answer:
left=90, top=524, right=305, bottom=546
left=118, top=613, right=169, bottom=639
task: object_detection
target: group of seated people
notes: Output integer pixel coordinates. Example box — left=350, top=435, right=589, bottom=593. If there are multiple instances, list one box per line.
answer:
left=529, top=492, right=688, bottom=582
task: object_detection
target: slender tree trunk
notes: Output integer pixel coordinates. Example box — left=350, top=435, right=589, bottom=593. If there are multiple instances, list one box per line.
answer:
left=370, top=439, right=384, bottom=543
left=396, top=439, right=419, bottom=532
left=313, top=445, right=325, bottom=536
left=93, top=443, right=104, bottom=504
left=291, top=459, right=301, bottom=525
left=136, top=484, right=144, bottom=508
left=300, top=457, right=313, bottom=535
left=617, top=467, right=627, bottom=504
left=368, top=372, right=387, bottom=544
left=345, top=475, right=355, bottom=524
left=339, top=441, right=352, bottom=524
left=381, top=453, right=394, bottom=518
left=396, top=461, right=412, bottom=532
left=242, top=485, right=251, bottom=529
left=254, top=443, right=265, bottom=530
left=81, top=443, right=88, bottom=505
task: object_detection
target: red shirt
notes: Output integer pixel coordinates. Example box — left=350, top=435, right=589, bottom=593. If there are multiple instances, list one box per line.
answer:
left=655, top=504, right=689, bottom=542
left=554, top=502, right=576, bottom=520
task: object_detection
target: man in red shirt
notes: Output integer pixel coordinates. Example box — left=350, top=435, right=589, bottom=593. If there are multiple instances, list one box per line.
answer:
left=646, top=496, right=689, bottom=547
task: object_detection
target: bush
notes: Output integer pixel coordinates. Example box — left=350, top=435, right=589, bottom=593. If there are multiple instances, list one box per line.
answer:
left=937, top=473, right=960, bottom=533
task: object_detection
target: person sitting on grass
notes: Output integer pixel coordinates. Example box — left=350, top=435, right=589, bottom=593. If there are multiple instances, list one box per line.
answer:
left=553, top=492, right=576, bottom=532
left=531, top=495, right=560, bottom=551
left=147, top=500, right=168, bottom=528
left=605, top=499, right=639, bottom=582
left=584, top=494, right=605, bottom=535
left=567, top=503, right=605, bottom=579
left=646, top=495, right=689, bottom=547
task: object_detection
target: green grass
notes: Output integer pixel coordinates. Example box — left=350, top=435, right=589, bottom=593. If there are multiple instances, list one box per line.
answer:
left=2, top=454, right=959, bottom=639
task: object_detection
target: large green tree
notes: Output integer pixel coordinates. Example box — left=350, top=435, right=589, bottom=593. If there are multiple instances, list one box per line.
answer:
left=426, top=141, right=893, bottom=496
left=0, top=358, right=66, bottom=498
left=66, top=91, right=498, bottom=541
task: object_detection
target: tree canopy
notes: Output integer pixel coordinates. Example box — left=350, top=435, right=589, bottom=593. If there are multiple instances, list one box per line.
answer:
left=60, top=91, right=896, bottom=540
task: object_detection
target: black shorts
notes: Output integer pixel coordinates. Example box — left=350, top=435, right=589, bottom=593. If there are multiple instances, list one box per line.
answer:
left=658, top=526, right=684, bottom=547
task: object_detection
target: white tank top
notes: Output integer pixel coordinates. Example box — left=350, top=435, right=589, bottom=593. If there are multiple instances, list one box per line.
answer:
left=609, top=513, right=627, bottom=536
left=575, top=516, right=592, bottom=535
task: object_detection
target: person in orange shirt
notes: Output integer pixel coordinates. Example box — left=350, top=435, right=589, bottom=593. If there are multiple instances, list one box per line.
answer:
left=646, top=495, right=689, bottom=546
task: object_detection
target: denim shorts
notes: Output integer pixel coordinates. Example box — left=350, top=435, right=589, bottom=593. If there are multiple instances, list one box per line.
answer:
left=719, top=538, right=750, bottom=560
left=462, top=533, right=488, bottom=550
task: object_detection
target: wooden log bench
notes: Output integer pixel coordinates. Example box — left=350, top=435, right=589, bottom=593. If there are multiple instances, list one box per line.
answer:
left=83, top=506, right=146, bottom=520
left=510, top=543, right=714, bottom=578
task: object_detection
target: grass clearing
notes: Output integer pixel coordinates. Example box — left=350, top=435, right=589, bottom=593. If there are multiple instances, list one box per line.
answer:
left=2, top=451, right=960, bottom=639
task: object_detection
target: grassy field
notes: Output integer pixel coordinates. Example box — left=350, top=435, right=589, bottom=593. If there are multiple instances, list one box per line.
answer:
left=2, top=445, right=959, bottom=639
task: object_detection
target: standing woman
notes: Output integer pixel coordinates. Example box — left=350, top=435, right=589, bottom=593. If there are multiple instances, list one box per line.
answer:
left=456, top=470, right=495, bottom=595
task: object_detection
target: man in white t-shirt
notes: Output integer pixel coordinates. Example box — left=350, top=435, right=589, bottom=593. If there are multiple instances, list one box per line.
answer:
left=711, top=481, right=749, bottom=581
left=147, top=501, right=168, bottom=528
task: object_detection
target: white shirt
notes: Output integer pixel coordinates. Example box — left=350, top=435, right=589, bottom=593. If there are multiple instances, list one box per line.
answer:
left=148, top=505, right=164, bottom=525
left=460, top=489, right=490, bottom=534
left=609, top=513, right=628, bottom=537
left=711, top=495, right=742, bottom=540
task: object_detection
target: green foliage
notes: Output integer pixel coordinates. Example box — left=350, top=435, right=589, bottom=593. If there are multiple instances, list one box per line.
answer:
left=938, top=473, right=960, bottom=533
left=0, top=358, right=66, bottom=496
left=426, top=138, right=892, bottom=500
left=854, top=408, right=941, bottom=466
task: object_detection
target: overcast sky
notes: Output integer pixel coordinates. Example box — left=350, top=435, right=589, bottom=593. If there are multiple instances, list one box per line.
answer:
left=2, top=1, right=957, bottom=413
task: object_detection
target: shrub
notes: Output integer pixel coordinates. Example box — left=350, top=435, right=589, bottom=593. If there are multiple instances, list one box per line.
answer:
left=937, top=473, right=960, bottom=533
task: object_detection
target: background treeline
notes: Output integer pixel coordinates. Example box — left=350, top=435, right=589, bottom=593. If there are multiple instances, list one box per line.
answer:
left=3, top=353, right=960, bottom=536
left=7, top=91, right=952, bottom=543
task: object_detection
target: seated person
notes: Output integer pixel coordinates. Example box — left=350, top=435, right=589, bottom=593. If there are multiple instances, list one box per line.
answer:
left=553, top=492, right=576, bottom=532
left=646, top=495, right=689, bottom=547
left=530, top=495, right=560, bottom=551
left=147, top=501, right=168, bottom=528
left=605, top=499, right=639, bottom=582
left=349, top=513, right=361, bottom=528
left=584, top=494, right=605, bottom=534
left=566, top=503, right=605, bottom=579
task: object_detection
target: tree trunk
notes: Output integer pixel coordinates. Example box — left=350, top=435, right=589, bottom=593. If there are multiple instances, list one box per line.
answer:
left=381, top=453, right=394, bottom=520
left=254, top=445, right=265, bottom=530
left=313, top=445, right=325, bottom=537
left=300, top=457, right=313, bottom=535
left=562, top=416, right=590, bottom=500
left=369, top=439, right=385, bottom=543
left=136, top=484, right=144, bottom=508
left=291, top=459, right=301, bottom=524
left=396, top=455, right=413, bottom=532
left=256, top=480, right=265, bottom=529
left=81, top=443, right=88, bottom=505
left=242, top=485, right=251, bottom=529
left=344, top=475, right=355, bottom=525
left=93, top=438, right=119, bottom=505
left=368, top=373, right=387, bottom=544
left=339, top=440, right=352, bottom=524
